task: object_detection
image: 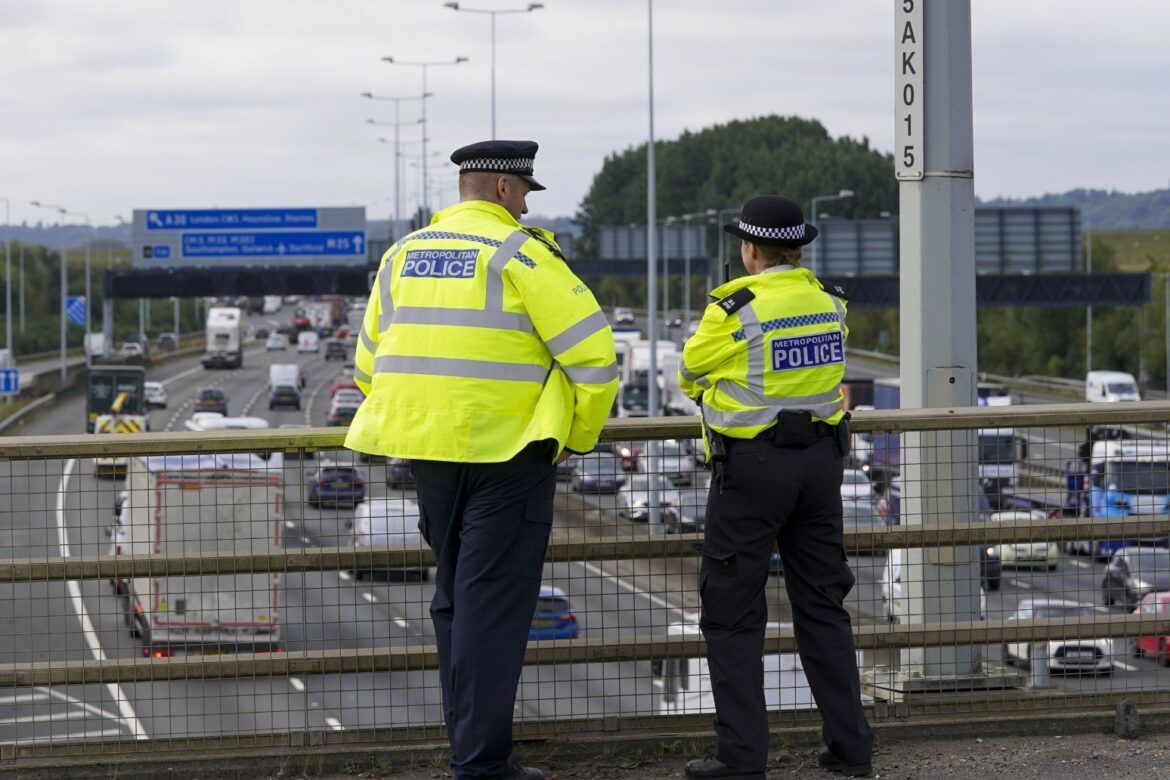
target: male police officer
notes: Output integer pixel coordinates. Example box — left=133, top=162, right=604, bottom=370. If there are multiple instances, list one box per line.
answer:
left=679, top=196, right=873, bottom=779
left=346, top=140, right=619, bottom=780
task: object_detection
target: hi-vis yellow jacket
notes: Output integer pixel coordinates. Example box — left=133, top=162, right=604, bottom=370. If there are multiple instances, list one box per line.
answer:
left=345, top=200, right=619, bottom=463
left=679, top=265, right=848, bottom=443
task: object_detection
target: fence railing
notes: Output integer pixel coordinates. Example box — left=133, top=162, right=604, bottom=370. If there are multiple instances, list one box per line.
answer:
left=1, top=402, right=1170, bottom=763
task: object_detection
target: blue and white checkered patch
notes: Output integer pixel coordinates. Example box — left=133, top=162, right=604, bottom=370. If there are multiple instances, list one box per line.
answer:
left=770, top=331, right=844, bottom=372
left=411, top=231, right=537, bottom=268
left=730, top=311, right=841, bottom=342
left=401, top=248, right=480, bottom=278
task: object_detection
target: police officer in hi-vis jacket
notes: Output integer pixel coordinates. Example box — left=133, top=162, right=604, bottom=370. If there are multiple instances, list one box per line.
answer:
left=346, top=140, right=618, bottom=780
left=680, top=196, right=874, bottom=780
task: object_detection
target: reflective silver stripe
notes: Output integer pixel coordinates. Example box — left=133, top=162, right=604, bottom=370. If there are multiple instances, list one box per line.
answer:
left=353, top=367, right=372, bottom=385
left=546, top=310, right=609, bottom=356
left=484, top=230, right=532, bottom=312
left=560, top=362, right=619, bottom=385
left=829, top=294, right=846, bottom=325
left=702, top=398, right=843, bottom=429
left=738, top=302, right=764, bottom=393
left=680, top=358, right=703, bottom=383
left=392, top=306, right=535, bottom=333
left=373, top=354, right=549, bottom=383
left=378, top=261, right=396, bottom=332
left=715, top=379, right=841, bottom=409
left=360, top=328, right=378, bottom=355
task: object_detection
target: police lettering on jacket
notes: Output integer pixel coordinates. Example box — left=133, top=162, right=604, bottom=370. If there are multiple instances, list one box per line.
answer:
left=400, top=249, right=480, bottom=278
left=771, top=331, right=844, bottom=372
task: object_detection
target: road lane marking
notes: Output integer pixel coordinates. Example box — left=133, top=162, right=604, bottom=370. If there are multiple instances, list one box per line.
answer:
left=325, top=717, right=344, bottom=731
left=394, top=618, right=408, bottom=628
left=362, top=592, right=378, bottom=604
left=579, top=561, right=694, bottom=619
left=1066, top=559, right=1089, bottom=569
left=1007, top=579, right=1033, bottom=590
left=57, top=458, right=148, bottom=740
left=288, top=677, right=306, bottom=693
left=1114, top=661, right=1138, bottom=672
left=337, top=570, right=352, bottom=581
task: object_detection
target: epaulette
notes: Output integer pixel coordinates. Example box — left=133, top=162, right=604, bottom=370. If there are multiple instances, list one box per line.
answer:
left=715, top=288, right=755, bottom=316
left=522, top=227, right=566, bottom=262
left=825, top=283, right=849, bottom=302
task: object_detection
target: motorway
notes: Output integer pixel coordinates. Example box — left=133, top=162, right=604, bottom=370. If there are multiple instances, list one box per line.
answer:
left=1, top=308, right=1166, bottom=747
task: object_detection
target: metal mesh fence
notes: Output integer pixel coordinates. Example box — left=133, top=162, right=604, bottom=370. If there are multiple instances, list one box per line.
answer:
left=1, top=402, right=1170, bottom=762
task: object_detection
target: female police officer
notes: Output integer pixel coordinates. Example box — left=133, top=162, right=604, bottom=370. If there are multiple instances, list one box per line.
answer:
left=679, top=196, right=873, bottom=779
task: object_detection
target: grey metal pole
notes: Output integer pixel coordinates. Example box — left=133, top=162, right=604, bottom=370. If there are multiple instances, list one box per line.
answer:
left=2, top=197, right=10, bottom=358
left=662, top=222, right=669, bottom=332
left=897, top=0, right=982, bottom=680
left=59, top=232, right=66, bottom=385
left=490, top=12, right=496, bottom=138
left=19, top=242, right=24, bottom=334
left=421, top=65, right=430, bottom=222
left=683, top=216, right=692, bottom=336
left=1164, top=273, right=1169, bottom=397
left=646, top=0, right=663, bottom=537
left=1086, top=217, right=1093, bottom=373
left=395, top=102, right=402, bottom=235
left=173, top=297, right=180, bottom=345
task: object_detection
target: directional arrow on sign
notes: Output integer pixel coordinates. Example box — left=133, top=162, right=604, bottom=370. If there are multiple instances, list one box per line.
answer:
left=66, top=296, right=86, bottom=326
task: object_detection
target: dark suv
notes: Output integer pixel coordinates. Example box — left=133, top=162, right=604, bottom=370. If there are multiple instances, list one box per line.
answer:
left=324, top=339, right=347, bottom=362
left=193, top=387, right=228, bottom=415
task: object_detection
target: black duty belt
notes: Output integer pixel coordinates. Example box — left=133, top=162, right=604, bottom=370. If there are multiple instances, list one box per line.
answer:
left=732, top=410, right=839, bottom=449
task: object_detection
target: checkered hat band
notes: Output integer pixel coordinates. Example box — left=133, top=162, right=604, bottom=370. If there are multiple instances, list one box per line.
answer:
left=738, top=221, right=805, bottom=241
left=459, top=157, right=534, bottom=172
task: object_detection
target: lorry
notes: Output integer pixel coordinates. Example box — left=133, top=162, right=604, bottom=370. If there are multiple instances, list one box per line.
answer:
left=268, top=362, right=305, bottom=390
left=975, top=391, right=1027, bottom=506
left=91, top=390, right=149, bottom=478
left=868, top=377, right=902, bottom=486
left=302, top=301, right=334, bottom=335
left=202, top=306, right=245, bottom=369
left=86, top=365, right=146, bottom=433
left=1086, top=370, right=1140, bottom=402
left=120, top=454, right=284, bottom=657
left=84, top=332, right=111, bottom=361
left=262, top=296, right=283, bottom=315
left=1064, top=438, right=1170, bottom=557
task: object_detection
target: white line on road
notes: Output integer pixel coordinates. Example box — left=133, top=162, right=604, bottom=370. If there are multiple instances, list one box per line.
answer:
left=57, top=458, right=148, bottom=740
left=325, top=717, right=344, bottom=731
left=288, top=677, right=306, bottom=693
left=337, top=570, right=352, bottom=581
left=579, top=561, right=694, bottom=619
left=1114, top=660, right=1138, bottom=672
left=1066, top=559, right=1090, bottom=569
left=1008, top=579, right=1033, bottom=590
left=394, top=618, right=408, bottom=628
left=362, top=592, right=377, bottom=604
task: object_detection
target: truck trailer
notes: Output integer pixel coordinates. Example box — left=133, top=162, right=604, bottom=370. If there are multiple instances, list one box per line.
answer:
left=202, top=306, right=245, bottom=369
left=120, top=454, right=283, bottom=657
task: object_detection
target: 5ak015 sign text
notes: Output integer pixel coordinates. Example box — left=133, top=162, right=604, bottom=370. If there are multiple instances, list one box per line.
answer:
left=895, top=0, right=924, bottom=181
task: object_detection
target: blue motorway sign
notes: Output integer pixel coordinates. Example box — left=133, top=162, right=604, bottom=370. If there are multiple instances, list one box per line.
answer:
left=66, top=296, right=86, bottom=326
left=0, top=368, right=18, bottom=395
left=132, top=207, right=366, bottom=268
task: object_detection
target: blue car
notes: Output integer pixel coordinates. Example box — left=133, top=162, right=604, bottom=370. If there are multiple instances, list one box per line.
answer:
left=529, top=585, right=579, bottom=640
left=308, top=463, right=366, bottom=508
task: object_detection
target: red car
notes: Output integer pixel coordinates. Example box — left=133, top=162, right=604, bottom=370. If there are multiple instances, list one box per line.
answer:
left=331, top=377, right=359, bottom=397
left=1133, top=591, right=1170, bottom=663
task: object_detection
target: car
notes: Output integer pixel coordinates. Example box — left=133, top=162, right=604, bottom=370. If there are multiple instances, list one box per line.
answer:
left=663, top=315, right=683, bottom=329
left=654, top=438, right=696, bottom=487
left=667, top=483, right=710, bottom=536
left=254, top=327, right=269, bottom=340
left=276, top=322, right=295, bottom=337
left=155, top=332, right=179, bottom=351
left=616, top=472, right=678, bottom=523
left=193, top=387, right=227, bottom=415
left=613, top=307, right=636, bottom=327
left=265, top=333, right=287, bottom=351
left=615, top=441, right=642, bottom=472
left=1102, top=546, right=1170, bottom=610
left=350, top=498, right=429, bottom=581
left=268, top=384, right=302, bottom=410
left=119, top=342, right=145, bottom=360
left=529, top=585, right=579, bottom=640
left=1133, top=591, right=1170, bottom=664
left=840, top=469, right=874, bottom=501
left=324, top=339, right=348, bottom=361
left=570, top=453, right=626, bottom=493
left=841, top=498, right=885, bottom=555
left=990, top=510, right=1059, bottom=570
left=308, top=462, right=365, bottom=508
left=331, top=376, right=360, bottom=397
left=385, top=457, right=415, bottom=489
left=881, top=547, right=988, bottom=622
left=297, top=331, right=320, bottom=353
left=555, top=453, right=577, bottom=481
left=332, top=388, right=364, bottom=406
left=327, top=400, right=361, bottom=426
left=1001, top=599, right=1115, bottom=675
left=143, top=381, right=167, bottom=410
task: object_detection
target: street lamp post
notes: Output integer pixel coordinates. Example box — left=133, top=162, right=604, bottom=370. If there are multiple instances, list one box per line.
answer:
left=382, top=55, right=469, bottom=224
left=30, top=200, right=69, bottom=385
left=443, top=2, right=544, bottom=139
left=668, top=211, right=709, bottom=335
left=808, top=189, right=855, bottom=276
left=63, top=210, right=93, bottom=364
left=362, top=92, right=430, bottom=237
left=1, top=196, right=11, bottom=360
left=713, top=206, right=740, bottom=286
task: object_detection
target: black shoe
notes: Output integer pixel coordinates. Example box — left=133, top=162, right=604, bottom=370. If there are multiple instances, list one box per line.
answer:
left=684, top=755, right=765, bottom=780
left=503, top=761, right=545, bottom=779
left=817, top=746, right=872, bottom=777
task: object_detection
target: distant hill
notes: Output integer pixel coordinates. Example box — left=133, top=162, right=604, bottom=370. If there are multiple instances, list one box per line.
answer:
left=978, top=187, right=1170, bottom=229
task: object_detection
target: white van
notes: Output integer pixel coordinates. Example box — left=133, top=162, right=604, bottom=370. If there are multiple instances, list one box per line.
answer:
left=350, top=498, right=429, bottom=581
left=297, top=331, right=320, bottom=353
left=1086, top=370, right=1140, bottom=402
left=269, top=362, right=304, bottom=390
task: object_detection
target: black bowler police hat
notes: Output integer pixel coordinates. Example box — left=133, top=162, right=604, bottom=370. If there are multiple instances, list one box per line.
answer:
left=723, top=195, right=817, bottom=247
left=450, top=139, right=546, bottom=191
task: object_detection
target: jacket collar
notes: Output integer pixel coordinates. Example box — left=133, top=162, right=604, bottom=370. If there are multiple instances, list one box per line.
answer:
left=708, top=265, right=821, bottom=300
left=429, top=199, right=520, bottom=228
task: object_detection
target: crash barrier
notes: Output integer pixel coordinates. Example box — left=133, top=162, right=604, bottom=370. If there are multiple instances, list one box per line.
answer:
left=1, top=402, right=1170, bottom=765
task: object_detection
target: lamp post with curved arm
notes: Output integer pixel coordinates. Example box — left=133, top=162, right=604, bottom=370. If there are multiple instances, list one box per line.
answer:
left=442, top=2, right=544, bottom=138
left=381, top=56, right=469, bottom=223
left=62, top=209, right=93, bottom=361
left=808, top=189, right=854, bottom=276
left=29, top=200, right=69, bottom=384
left=362, top=92, right=430, bottom=237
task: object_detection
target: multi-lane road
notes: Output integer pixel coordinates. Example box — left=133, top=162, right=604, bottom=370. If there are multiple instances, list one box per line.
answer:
left=0, top=310, right=1164, bottom=748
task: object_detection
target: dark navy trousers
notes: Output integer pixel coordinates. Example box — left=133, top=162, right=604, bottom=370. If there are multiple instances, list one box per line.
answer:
left=412, top=441, right=556, bottom=780
left=700, top=436, right=873, bottom=771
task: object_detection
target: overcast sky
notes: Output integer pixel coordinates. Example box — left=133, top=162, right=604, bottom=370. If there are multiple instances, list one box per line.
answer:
left=2, top=0, right=1168, bottom=228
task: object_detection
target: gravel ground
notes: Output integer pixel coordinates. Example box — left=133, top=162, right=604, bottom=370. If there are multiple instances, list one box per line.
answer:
left=165, top=729, right=1167, bottom=780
